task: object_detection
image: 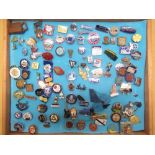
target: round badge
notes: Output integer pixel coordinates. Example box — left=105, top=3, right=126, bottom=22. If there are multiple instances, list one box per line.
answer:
left=22, top=70, right=30, bottom=80
left=125, top=73, right=134, bottom=82
left=14, top=123, right=24, bottom=132
left=50, top=113, right=59, bottom=123
left=35, top=89, right=44, bottom=96
left=37, top=104, right=48, bottom=113
left=111, top=113, right=121, bottom=122
left=20, top=59, right=29, bottom=69
left=23, top=112, right=33, bottom=120
left=28, top=125, right=37, bottom=134
left=88, top=32, right=100, bottom=44
left=66, top=34, right=75, bottom=44
left=78, top=46, right=86, bottom=55
left=16, top=79, right=25, bottom=89
left=14, top=111, right=22, bottom=119
left=38, top=114, right=47, bottom=122
left=52, top=83, right=62, bottom=93
left=10, top=66, right=20, bottom=79
left=76, top=120, right=85, bottom=130
left=67, top=72, right=76, bottom=81
left=55, top=35, right=65, bottom=44
left=13, top=90, right=24, bottom=100
left=118, top=67, right=126, bottom=76
left=70, top=107, right=77, bottom=119
left=130, top=115, right=140, bottom=124
left=66, top=94, right=77, bottom=104
left=89, top=123, right=97, bottom=131
left=70, top=23, right=77, bottom=31
left=55, top=46, right=64, bottom=56
left=66, top=120, right=73, bottom=129
left=110, top=26, right=119, bottom=36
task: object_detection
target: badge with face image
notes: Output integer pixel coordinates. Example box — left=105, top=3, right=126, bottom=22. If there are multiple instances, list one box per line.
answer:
left=52, top=84, right=62, bottom=93
left=66, top=94, right=77, bottom=104
left=20, top=59, right=29, bottom=69
left=43, top=24, right=54, bottom=36
left=76, top=120, right=85, bottom=130
left=50, top=113, right=59, bottom=123
left=28, top=125, right=37, bottom=135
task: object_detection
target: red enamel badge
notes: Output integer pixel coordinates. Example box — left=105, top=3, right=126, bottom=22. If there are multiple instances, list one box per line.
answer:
left=54, top=66, right=64, bottom=75
left=42, top=52, right=53, bottom=60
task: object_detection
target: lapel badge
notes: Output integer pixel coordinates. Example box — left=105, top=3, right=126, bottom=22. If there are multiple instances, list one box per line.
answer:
left=31, top=62, right=39, bottom=70
left=118, top=67, right=126, bottom=76
left=59, top=91, right=65, bottom=99
left=104, top=49, right=118, bottom=61
left=130, top=115, right=140, bottom=124
left=132, top=34, right=142, bottom=42
left=34, top=21, right=43, bottom=39
left=55, top=46, right=65, bottom=56
left=22, top=47, right=28, bottom=56
left=110, top=37, right=116, bottom=44
left=129, top=42, right=138, bottom=51
left=68, top=83, right=75, bottom=91
left=81, top=24, right=93, bottom=31
left=39, top=96, right=48, bottom=103
left=95, top=118, right=107, bottom=126
left=76, top=84, right=86, bottom=91
left=50, top=113, right=59, bottom=123
left=52, top=83, right=62, bottom=93
left=92, top=46, right=102, bottom=56
left=25, top=84, right=33, bottom=92
left=66, top=94, right=77, bottom=104
left=110, top=26, right=119, bottom=36
left=120, top=122, right=133, bottom=135
left=70, top=107, right=77, bottom=119
left=76, top=120, right=86, bottom=130
left=88, top=32, right=100, bottom=45
left=43, top=121, right=51, bottom=128
left=91, top=68, right=103, bottom=78
left=111, top=113, right=121, bottom=122
left=107, top=124, right=118, bottom=134
left=58, top=25, right=68, bottom=33
left=54, top=66, right=64, bottom=75
left=51, top=96, right=60, bottom=108
left=35, top=88, right=44, bottom=96
left=103, top=36, right=110, bottom=44
left=43, top=24, right=54, bottom=36
left=125, top=73, right=134, bottom=82
left=112, top=102, right=122, bottom=113
left=20, top=59, right=29, bottom=69
left=93, top=59, right=102, bottom=68
left=110, top=84, right=119, bottom=97
left=135, top=77, right=142, bottom=86
left=68, top=49, right=73, bottom=58
left=131, top=51, right=141, bottom=60
left=95, top=25, right=109, bottom=33
left=14, top=111, right=22, bottom=119
left=66, top=34, right=75, bottom=44
left=14, top=123, right=24, bottom=132
left=16, top=79, right=25, bottom=89
left=67, top=72, right=76, bottom=81
left=28, top=125, right=37, bottom=135
left=120, top=26, right=136, bottom=34
left=66, top=120, right=73, bottom=129
left=26, top=37, right=37, bottom=48
left=78, top=46, right=86, bottom=55
left=69, top=60, right=77, bottom=68
left=55, top=35, right=65, bottom=44
left=43, top=38, right=54, bottom=50
left=87, top=56, right=93, bottom=63
left=16, top=101, right=28, bottom=111
left=37, top=104, right=47, bottom=113
left=120, top=46, right=130, bottom=55
left=89, top=122, right=97, bottom=131
left=117, top=37, right=126, bottom=46
left=115, top=76, right=123, bottom=86
left=121, top=57, right=130, bottom=66
left=23, top=112, right=33, bottom=120
left=30, top=52, right=42, bottom=60
left=126, top=64, right=137, bottom=74
left=77, top=95, right=89, bottom=107
left=38, top=114, right=47, bottom=122
left=120, top=82, right=132, bottom=94
left=70, top=23, right=77, bottom=31
left=77, top=35, right=85, bottom=44
left=42, top=52, right=53, bottom=61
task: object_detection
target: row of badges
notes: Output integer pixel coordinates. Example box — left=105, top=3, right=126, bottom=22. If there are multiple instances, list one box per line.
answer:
left=10, top=21, right=143, bottom=134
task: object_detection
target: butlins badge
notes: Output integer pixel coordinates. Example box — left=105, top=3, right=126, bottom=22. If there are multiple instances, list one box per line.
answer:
left=43, top=24, right=54, bottom=36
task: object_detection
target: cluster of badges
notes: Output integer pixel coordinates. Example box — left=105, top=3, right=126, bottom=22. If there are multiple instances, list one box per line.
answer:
left=10, top=21, right=144, bottom=134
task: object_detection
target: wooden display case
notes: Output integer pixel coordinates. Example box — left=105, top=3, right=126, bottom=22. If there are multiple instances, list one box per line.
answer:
left=0, top=19, right=155, bottom=135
